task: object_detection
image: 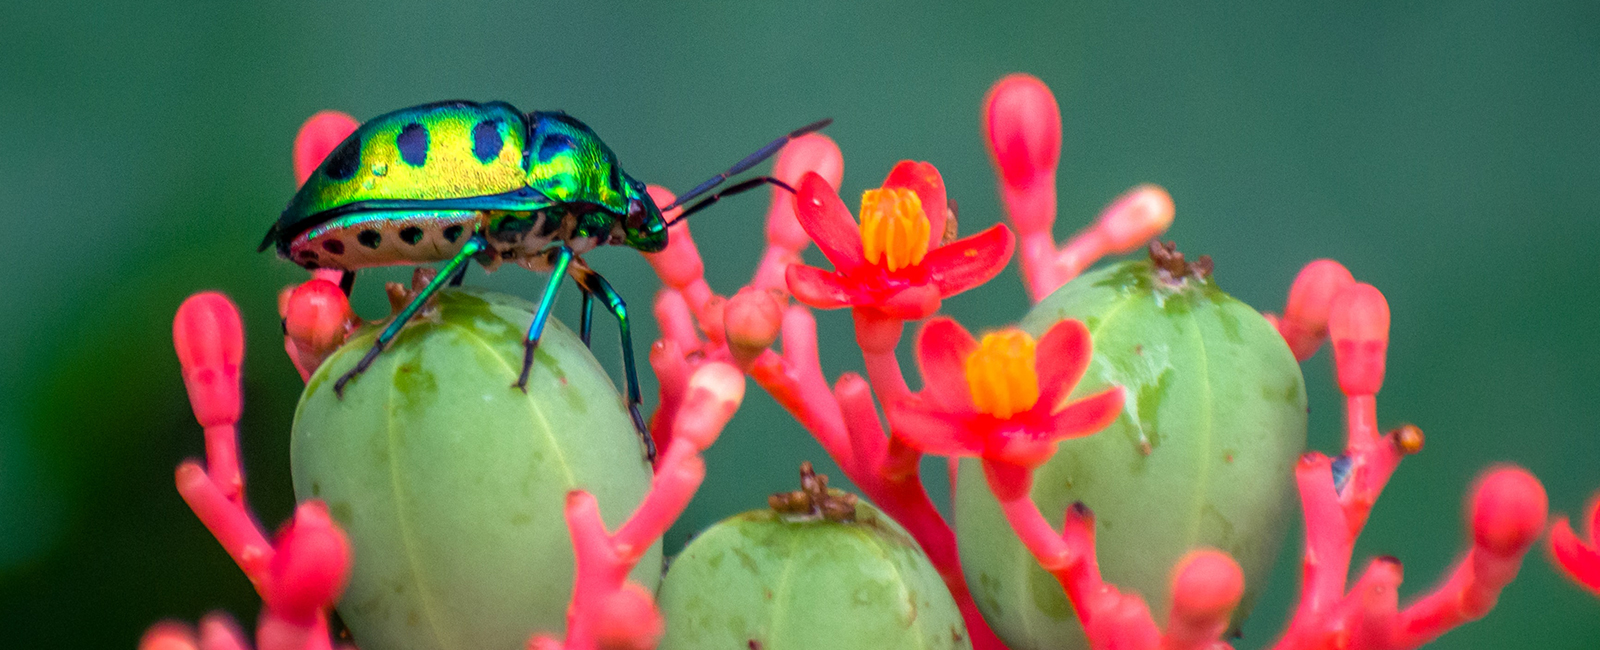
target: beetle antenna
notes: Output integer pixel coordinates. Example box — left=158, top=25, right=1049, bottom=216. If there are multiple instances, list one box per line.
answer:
left=660, top=117, right=832, bottom=212
left=665, top=176, right=796, bottom=227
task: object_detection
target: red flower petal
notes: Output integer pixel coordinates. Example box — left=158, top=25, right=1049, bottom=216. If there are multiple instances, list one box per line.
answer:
left=987, top=435, right=1059, bottom=470
left=794, top=173, right=866, bottom=272
left=887, top=399, right=981, bottom=457
left=1036, top=318, right=1093, bottom=406
left=1040, top=387, right=1124, bottom=441
left=786, top=264, right=860, bottom=310
left=920, top=224, right=1016, bottom=297
left=915, top=318, right=979, bottom=410
left=875, top=284, right=942, bottom=320
left=882, top=161, right=948, bottom=249
left=980, top=457, right=1034, bottom=501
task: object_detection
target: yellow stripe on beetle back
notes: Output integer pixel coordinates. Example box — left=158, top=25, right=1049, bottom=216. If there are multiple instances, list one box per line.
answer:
left=312, top=105, right=527, bottom=210
left=859, top=187, right=930, bottom=272
left=964, top=330, right=1040, bottom=419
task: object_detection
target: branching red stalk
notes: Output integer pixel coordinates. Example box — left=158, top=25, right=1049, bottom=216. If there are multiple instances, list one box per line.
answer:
left=532, top=364, right=745, bottom=650
left=167, top=293, right=351, bottom=650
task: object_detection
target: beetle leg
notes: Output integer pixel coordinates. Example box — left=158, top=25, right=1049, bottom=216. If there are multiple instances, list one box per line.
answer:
left=334, top=235, right=487, bottom=397
left=338, top=270, right=357, bottom=296
left=578, top=289, right=595, bottom=348
left=568, top=260, right=654, bottom=462
left=516, top=245, right=575, bottom=391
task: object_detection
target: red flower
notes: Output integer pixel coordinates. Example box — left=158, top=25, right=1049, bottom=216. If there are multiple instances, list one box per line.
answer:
left=786, top=162, right=1015, bottom=320
left=888, top=317, right=1123, bottom=496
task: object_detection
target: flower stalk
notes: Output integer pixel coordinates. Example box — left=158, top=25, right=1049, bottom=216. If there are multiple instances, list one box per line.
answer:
left=532, top=364, right=746, bottom=650
left=1265, top=275, right=1548, bottom=650
left=162, top=293, right=352, bottom=650
left=983, top=73, right=1175, bottom=302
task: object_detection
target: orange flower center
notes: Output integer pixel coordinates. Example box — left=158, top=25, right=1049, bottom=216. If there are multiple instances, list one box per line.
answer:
left=859, top=187, right=930, bottom=272
left=963, top=330, right=1040, bottom=419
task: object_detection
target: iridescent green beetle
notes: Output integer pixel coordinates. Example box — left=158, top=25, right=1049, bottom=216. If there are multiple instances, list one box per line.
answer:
left=262, top=100, right=829, bottom=458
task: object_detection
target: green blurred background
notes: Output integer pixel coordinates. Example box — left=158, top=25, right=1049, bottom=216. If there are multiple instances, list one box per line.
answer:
left=2, top=0, right=1596, bottom=647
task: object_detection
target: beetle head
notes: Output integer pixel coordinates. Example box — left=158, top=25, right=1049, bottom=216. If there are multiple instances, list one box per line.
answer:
left=621, top=178, right=667, bottom=252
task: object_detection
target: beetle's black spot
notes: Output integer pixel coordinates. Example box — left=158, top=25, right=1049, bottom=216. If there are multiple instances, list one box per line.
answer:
left=358, top=230, right=382, bottom=248
left=442, top=224, right=464, bottom=243
left=297, top=250, right=318, bottom=261
left=400, top=226, right=424, bottom=245
left=538, top=134, right=576, bottom=162
left=321, top=239, right=345, bottom=255
left=607, top=165, right=623, bottom=193
left=397, top=123, right=429, bottom=167
left=472, top=120, right=504, bottom=163
left=324, top=137, right=361, bottom=181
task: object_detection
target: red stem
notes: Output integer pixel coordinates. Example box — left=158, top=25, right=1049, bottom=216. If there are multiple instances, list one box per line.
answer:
left=202, top=424, right=244, bottom=505
left=174, top=462, right=273, bottom=590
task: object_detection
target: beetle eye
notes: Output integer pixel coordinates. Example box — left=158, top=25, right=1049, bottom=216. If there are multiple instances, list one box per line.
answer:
left=625, top=201, right=648, bottom=231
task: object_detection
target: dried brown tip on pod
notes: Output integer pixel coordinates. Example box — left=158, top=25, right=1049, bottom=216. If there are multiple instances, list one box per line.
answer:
left=768, top=461, right=858, bottom=522
left=1147, top=240, right=1213, bottom=283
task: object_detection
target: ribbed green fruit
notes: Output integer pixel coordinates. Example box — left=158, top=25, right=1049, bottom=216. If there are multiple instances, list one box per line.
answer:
left=291, top=288, right=657, bottom=650
left=955, top=258, right=1306, bottom=649
left=658, top=499, right=971, bottom=649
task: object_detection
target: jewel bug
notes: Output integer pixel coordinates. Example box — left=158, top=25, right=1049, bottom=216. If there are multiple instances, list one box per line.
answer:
left=262, top=100, right=830, bottom=459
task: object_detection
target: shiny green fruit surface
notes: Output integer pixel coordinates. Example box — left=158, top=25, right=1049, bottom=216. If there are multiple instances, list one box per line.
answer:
left=291, top=288, right=658, bottom=650
left=657, top=501, right=972, bottom=650
left=955, top=259, right=1306, bottom=649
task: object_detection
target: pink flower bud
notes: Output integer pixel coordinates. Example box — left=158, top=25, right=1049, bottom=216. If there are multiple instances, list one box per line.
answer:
left=284, top=279, right=356, bottom=359
left=1470, top=466, right=1548, bottom=557
left=138, top=621, right=197, bottom=650
left=1327, top=282, right=1389, bottom=396
left=769, top=133, right=845, bottom=253
left=293, top=111, right=359, bottom=187
left=266, top=502, right=352, bottom=623
left=1281, top=260, right=1355, bottom=360
left=724, top=287, right=784, bottom=364
left=196, top=614, right=248, bottom=650
left=1095, top=185, right=1175, bottom=253
left=173, top=292, right=244, bottom=428
left=983, top=73, right=1061, bottom=192
left=1168, top=549, right=1245, bottom=625
left=593, top=583, right=665, bottom=650
left=774, top=133, right=844, bottom=190
left=1549, top=493, right=1600, bottom=593
left=676, top=363, right=745, bottom=451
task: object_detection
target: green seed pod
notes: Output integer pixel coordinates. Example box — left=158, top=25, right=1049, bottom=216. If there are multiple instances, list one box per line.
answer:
left=955, top=246, right=1306, bottom=649
left=291, top=288, right=658, bottom=650
left=657, top=464, right=971, bottom=650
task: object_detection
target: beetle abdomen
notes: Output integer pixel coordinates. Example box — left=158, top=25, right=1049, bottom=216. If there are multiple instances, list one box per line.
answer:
left=288, top=212, right=481, bottom=270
